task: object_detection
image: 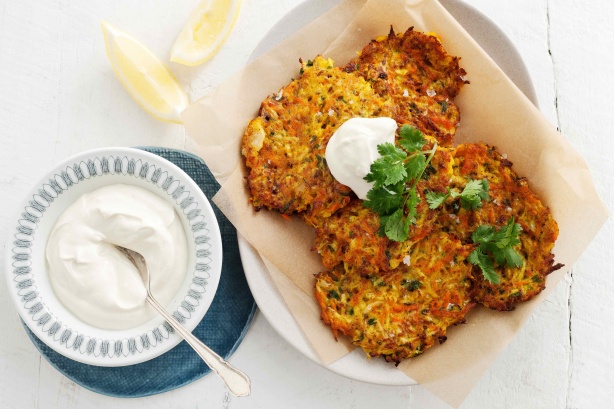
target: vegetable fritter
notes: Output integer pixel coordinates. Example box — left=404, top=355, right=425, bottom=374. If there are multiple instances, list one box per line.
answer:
left=315, top=232, right=475, bottom=364
left=242, top=56, right=391, bottom=221
left=344, top=27, right=468, bottom=146
left=435, top=143, right=561, bottom=310
left=345, top=27, right=466, bottom=100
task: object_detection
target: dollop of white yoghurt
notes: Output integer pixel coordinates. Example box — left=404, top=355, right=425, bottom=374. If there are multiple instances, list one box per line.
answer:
left=325, top=117, right=397, bottom=199
left=45, top=184, right=188, bottom=330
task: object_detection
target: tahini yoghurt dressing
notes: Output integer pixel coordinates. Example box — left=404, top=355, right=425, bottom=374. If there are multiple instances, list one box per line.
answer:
left=45, top=184, right=188, bottom=330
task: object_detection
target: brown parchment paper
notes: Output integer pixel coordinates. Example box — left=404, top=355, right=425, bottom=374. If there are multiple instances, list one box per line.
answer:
left=182, top=0, right=608, bottom=407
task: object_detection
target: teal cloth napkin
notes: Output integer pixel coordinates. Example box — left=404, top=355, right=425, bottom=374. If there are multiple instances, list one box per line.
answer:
left=22, top=147, right=256, bottom=398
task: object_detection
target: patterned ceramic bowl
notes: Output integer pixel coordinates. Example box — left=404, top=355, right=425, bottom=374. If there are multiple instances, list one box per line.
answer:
left=5, top=147, right=222, bottom=367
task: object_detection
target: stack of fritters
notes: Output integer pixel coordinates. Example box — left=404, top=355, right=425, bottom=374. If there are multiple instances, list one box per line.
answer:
left=241, top=27, right=560, bottom=363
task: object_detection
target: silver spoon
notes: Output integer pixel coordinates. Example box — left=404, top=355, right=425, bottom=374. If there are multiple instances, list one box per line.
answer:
left=115, top=245, right=251, bottom=397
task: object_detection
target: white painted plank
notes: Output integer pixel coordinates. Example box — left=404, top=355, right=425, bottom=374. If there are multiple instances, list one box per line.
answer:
left=450, top=2, right=571, bottom=408
left=547, top=1, right=614, bottom=407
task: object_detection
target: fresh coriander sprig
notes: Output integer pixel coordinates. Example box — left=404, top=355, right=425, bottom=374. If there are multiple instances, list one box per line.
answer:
left=467, top=217, right=524, bottom=284
left=362, top=125, right=437, bottom=242
left=426, top=179, right=490, bottom=210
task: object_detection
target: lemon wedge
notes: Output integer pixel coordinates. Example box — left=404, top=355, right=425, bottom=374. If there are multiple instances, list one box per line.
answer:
left=170, top=0, right=242, bottom=66
left=101, top=20, right=189, bottom=123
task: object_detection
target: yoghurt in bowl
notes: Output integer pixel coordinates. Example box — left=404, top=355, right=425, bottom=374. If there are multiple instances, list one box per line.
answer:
left=46, top=184, right=189, bottom=331
left=5, top=147, right=222, bottom=367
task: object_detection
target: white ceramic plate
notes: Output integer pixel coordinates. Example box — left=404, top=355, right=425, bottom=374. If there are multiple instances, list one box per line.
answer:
left=240, top=0, right=538, bottom=386
left=5, top=147, right=222, bottom=367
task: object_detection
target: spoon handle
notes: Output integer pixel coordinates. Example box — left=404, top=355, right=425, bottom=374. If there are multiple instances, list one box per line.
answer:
left=145, top=294, right=251, bottom=397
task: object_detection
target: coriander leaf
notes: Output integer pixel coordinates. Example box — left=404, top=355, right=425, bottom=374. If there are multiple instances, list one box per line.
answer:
left=404, top=154, right=426, bottom=181
left=468, top=217, right=524, bottom=284
left=496, top=217, right=522, bottom=249
left=383, top=161, right=407, bottom=186
left=377, top=142, right=406, bottom=161
left=468, top=248, right=500, bottom=284
left=426, top=189, right=450, bottom=209
left=375, top=186, right=418, bottom=242
left=327, top=290, right=340, bottom=300
left=460, top=179, right=488, bottom=197
left=471, top=224, right=496, bottom=244
left=426, top=179, right=489, bottom=210
left=460, top=195, right=482, bottom=210
left=363, top=172, right=376, bottom=183
left=467, top=247, right=485, bottom=266
left=363, top=185, right=404, bottom=215
left=365, top=157, right=406, bottom=187
left=384, top=208, right=408, bottom=242
left=476, top=179, right=490, bottom=200
left=398, top=125, right=426, bottom=152
left=458, top=179, right=490, bottom=210
left=503, top=246, right=524, bottom=268
left=377, top=214, right=390, bottom=237
left=404, top=187, right=420, bottom=225
left=489, top=242, right=508, bottom=266
left=483, top=269, right=501, bottom=285
left=365, top=143, right=407, bottom=187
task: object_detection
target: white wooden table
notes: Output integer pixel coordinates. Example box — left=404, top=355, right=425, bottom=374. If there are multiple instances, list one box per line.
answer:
left=1, top=1, right=612, bottom=408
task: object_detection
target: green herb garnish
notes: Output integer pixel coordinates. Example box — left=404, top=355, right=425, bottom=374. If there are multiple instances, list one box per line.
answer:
left=403, top=279, right=422, bottom=292
left=426, top=179, right=490, bottom=210
left=328, top=290, right=340, bottom=300
left=363, top=125, right=437, bottom=242
left=299, top=59, right=314, bottom=75
left=467, top=217, right=524, bottom=284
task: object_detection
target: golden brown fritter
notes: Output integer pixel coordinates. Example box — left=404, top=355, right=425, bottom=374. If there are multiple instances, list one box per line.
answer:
left=315, top=232, right=475, bottom=364
left=312, top=146, right=455, bottom=277
left=345, top=27, right=467, bottom=100
left=344, top=27, right=467, bottom=146
left=435, top=143, right=561, bottom=310
left=242, top=56, right=392, bottom=221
